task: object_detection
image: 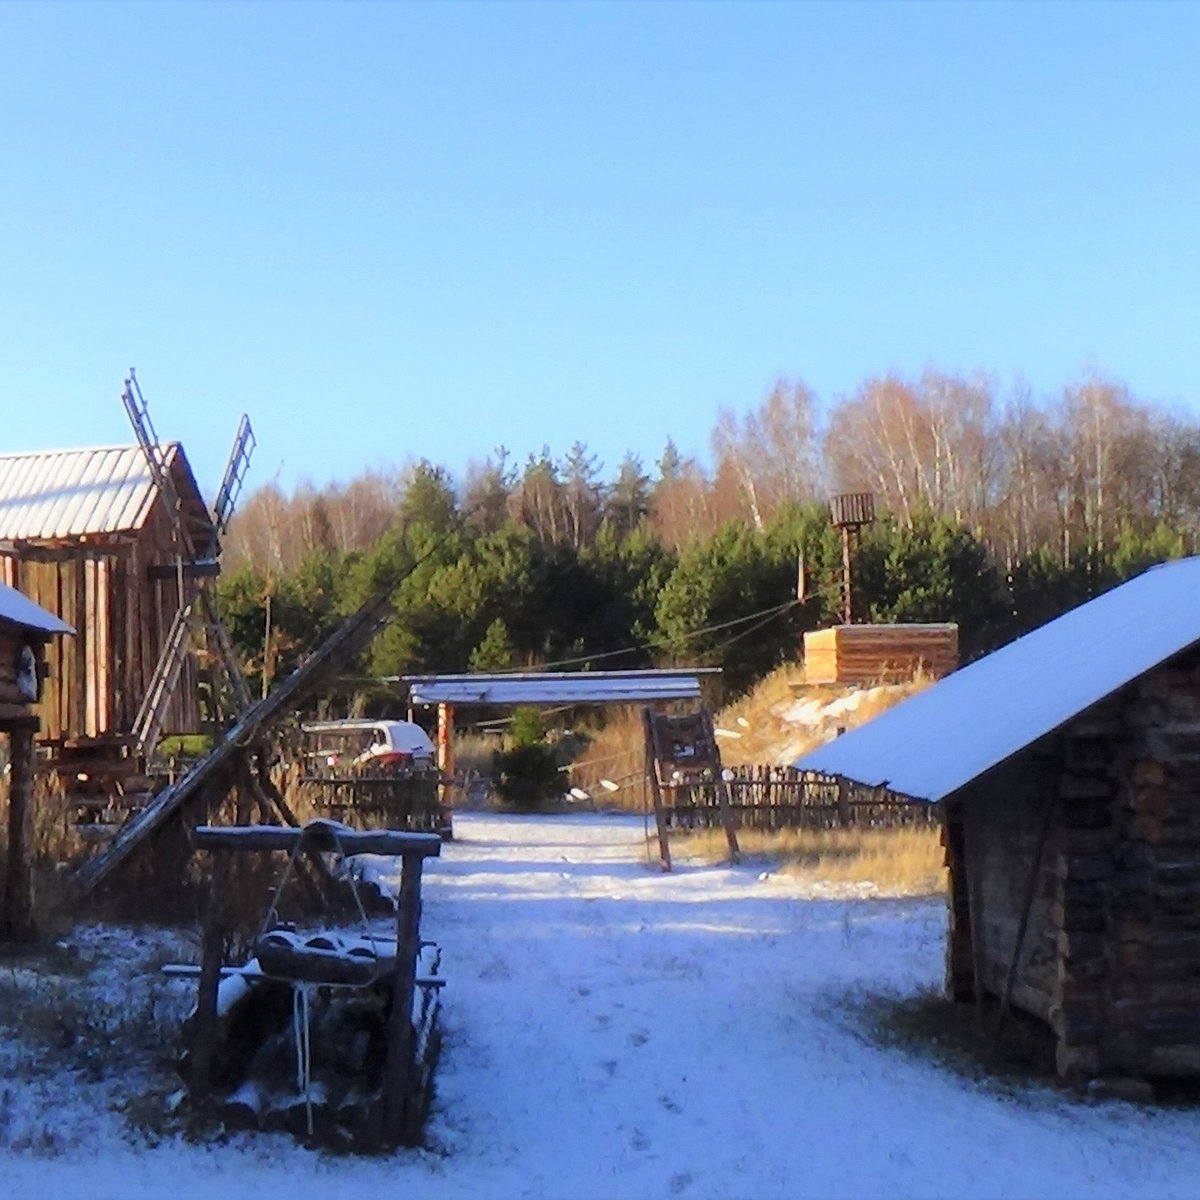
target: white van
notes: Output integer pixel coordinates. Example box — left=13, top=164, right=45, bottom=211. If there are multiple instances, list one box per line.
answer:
left=301, top=719, right=437, bottom=773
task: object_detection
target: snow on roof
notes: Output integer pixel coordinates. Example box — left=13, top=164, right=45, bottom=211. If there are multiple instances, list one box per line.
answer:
left=0, top=443, right=207, bottom=542
left=0, top=583, right=74, bottom=635
left=404, top=669, right=713, bottom=705
left=794, top=557, right=1200, bottom=803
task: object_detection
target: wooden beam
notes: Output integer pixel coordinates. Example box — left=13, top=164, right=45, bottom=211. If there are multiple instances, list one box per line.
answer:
left=382, top=851, right=426, bottom=1147
left=146, top=560, right=221, bottom=581
left=2, top=726, right=37, bottom=941
left=192, top=824, right=443, bottom=858
left=642, top=706, right=672, bottom=872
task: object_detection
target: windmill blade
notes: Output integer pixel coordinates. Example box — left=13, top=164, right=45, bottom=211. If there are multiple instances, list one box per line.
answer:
left=213, top=413, right=256, bottom=537
left=122, top=368, right=187, bottom=547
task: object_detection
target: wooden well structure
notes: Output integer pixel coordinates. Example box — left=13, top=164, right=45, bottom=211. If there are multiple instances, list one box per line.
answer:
left=0, top=583, right=73, bottom=940
left=798, top=559, right=1200, bottom=1092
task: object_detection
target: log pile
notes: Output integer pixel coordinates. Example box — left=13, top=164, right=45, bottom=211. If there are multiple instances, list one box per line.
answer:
left=177, top=941, right=444, bottom=1151
left=803, top=623, right=959, bottom=685
left=180, top=822, right=444, bottom=1150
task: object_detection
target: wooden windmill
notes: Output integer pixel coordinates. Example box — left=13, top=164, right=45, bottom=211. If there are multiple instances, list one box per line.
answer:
left=122, top=369, right=256, bottom=759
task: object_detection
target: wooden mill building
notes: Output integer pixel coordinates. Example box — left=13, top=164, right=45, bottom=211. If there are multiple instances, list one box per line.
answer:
left=0, top=443, right=217, bottom=747
left=798, top=558, right=1200, bottom=1090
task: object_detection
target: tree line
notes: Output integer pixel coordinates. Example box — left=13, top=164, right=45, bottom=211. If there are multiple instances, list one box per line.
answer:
left=216, top=369, right=1200, bottom=706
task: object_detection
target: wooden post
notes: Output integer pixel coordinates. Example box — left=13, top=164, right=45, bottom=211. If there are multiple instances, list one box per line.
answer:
left=2, top=722, right=39, bottom=942
left=190, top=849, right=229, bottom=1103
left=841, top=526, right=853, bottom=624
left=836, top=776, right=852, bottom=826
left=382, top=850, right=425, bottom=1147
left=436, top=702, right=455, bottom=813
left=716, top=773, right=741, bottom=862
left=641, top=706, right=672, bottom=873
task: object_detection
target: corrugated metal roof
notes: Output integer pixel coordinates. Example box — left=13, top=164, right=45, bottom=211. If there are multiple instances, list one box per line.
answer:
left=0, top=583, right=74, bottom=635
left=794, top=557, right=1200, bottom=803
left=405, top=669, right=713, bottom=705
left=0, top=443, right=199, bottom=541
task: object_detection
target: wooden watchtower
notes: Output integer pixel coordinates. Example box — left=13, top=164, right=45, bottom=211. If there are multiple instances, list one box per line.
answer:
left=829, top=492, right=875, bottom=624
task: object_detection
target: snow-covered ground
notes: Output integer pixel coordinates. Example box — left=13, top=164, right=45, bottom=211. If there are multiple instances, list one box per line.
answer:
left=4, top=812, right=1200, bottom=1199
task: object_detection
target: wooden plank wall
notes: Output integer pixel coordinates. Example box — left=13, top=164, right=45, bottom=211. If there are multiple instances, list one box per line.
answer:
left=0, top=497, right=205, bottom=743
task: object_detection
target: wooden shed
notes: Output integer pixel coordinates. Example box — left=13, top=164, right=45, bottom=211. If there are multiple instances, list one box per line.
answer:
left=0, top=443, right=218, bottom=746
left=802, top=623, right=958, bottom=685
left=797, top=559, right=1200, bottom=1091
left=0, top=582, right=74, bottom=939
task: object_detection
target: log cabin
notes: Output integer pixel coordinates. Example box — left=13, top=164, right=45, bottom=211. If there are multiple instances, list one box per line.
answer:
left=797, top=558, right=1200, bottom=1091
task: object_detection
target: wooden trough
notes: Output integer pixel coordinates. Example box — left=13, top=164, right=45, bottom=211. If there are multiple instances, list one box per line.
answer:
left=802, top=623, right=958, bottom=685
left=178, top=821, right=443, bottom=1151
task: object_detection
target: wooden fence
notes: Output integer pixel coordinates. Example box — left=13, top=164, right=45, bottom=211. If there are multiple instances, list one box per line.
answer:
left=299, top=772, right=451, bottom=836
left=661, top=765, right=938, bottom=832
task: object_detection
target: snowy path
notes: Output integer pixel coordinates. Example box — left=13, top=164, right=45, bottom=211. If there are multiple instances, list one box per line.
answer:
left=5, top=811, right=1200, bottom=1199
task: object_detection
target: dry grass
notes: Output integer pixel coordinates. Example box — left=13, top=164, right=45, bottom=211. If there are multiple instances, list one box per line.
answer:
left=675, top=824, right=947, bottom=896
left=714, top=663, right=933, bottom=767
left=563, top=662, right=934, bottom=813
left=567, top=707, right=649, bottom=812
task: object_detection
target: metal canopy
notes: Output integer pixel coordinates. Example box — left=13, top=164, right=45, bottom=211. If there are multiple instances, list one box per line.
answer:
left=403, top=669, right=716, bottom=706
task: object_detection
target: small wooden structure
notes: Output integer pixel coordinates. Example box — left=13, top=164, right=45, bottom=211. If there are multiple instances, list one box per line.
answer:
left=183, top=821, right=442, bottom=1150
left=797, top=558, right=1200, bottom=1092
left=642, top=706, right=739, bottom=871
left=802, top=623, right=958, bottom=685
left=0, top=583, right=73, bottom=941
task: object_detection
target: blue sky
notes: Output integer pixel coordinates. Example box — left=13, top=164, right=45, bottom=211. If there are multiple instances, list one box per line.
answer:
left=2, top=1, right=1198, bottom=498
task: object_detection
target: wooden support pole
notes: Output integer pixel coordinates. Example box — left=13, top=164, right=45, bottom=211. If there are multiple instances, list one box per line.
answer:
left=190, top=849, right=229, bottom=1103
left=2, top=723, right=39, bottom=942
left=436, top=702, right=455, bottom=812
left=841, top=526, right=853, bottom=624
left=641, top=706, right=672, bottom=873
left=836, top=776, right=852, bottom=826
left=382, top=850, right=426, bottom=1147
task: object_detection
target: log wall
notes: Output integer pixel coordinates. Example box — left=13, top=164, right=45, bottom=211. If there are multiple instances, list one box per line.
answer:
left=948, top=646, right=1200, bottom=1085
left=959, top=750, right=1060, bottom=1023
left=803, top=623, right=959, bottom=685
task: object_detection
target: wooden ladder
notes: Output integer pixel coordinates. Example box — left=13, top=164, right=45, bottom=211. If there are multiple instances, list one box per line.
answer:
left=132, top=601, right=196, bottom=757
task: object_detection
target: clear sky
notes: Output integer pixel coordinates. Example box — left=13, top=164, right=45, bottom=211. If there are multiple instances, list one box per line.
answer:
left=2, top=1, right=1198, bottom=498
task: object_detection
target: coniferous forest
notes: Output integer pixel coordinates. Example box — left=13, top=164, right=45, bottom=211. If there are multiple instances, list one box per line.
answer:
left=217, top=371, right=1200, bottom=705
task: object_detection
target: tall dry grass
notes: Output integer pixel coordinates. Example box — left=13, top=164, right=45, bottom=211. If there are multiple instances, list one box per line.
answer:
left=567, top=706, right=650, bottom=812
left=675, top=824, right=946, bottom=896
left=713, top=663, right=932, bottom=767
